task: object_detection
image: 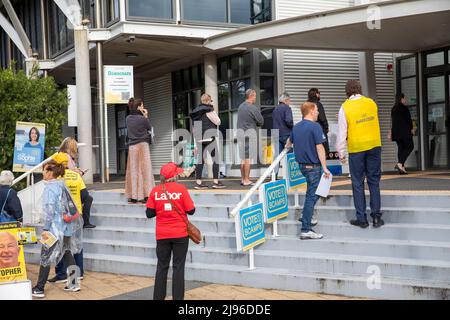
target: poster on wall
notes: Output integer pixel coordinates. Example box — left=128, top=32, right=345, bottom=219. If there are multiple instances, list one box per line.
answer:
left=12, top=121, right=46, bottom=172
left=0, top=222, right=27, bottom=283
left=104, top=65, right=134, bottom=104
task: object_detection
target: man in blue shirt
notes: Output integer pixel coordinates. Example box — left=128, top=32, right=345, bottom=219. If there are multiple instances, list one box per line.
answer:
left=272, top=92, right=293, bottom=178
left=286, top=102, right=330, bottom=240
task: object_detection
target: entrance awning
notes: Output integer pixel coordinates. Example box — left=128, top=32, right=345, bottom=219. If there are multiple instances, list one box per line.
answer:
left=204, top=0, right=450, bottom=52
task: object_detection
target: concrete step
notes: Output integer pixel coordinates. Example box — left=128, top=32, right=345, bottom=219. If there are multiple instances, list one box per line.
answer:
left=50, top=238, right=450, bottom=282
left=23, top=249, right=450, bottom=299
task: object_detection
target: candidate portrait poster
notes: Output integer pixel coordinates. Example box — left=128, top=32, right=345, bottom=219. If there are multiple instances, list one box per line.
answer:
left=0, top=222, right=27, bottom=283
left=13, top=121, right=46, bottom=172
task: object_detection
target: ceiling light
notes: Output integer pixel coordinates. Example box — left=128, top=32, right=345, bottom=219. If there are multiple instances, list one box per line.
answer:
left=126, top=52, right=139, bottom=58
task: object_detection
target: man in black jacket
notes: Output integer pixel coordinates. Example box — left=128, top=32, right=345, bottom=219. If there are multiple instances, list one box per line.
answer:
left=308, top=88, right=330, bottom=156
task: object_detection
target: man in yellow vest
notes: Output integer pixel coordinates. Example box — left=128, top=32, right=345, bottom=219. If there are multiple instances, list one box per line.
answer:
left=337, top=80, right=383, bottom=228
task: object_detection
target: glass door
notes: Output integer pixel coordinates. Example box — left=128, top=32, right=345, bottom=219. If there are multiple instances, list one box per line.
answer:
left=116, top=105, right=129, bottom=174
left=425, top=75, right=449, bottom=168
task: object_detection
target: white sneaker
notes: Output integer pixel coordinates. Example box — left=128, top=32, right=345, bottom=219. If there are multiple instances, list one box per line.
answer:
left=300, top=230, right=323, bottom=240
left=311, top=218, right=318, bottom=226
left=64, top=285, right=81, bottom=292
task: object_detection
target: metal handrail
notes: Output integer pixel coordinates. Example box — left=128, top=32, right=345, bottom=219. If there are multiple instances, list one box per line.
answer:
left=230, top=148, right=289, bottom=217
left=11, top=153, right=57, bottom=187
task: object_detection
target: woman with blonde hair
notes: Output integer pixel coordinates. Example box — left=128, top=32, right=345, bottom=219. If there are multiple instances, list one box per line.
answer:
left=59, top=137, right=85, bottom=176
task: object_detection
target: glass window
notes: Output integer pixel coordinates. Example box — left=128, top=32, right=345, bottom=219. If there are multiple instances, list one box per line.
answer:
left=174, top=94, right=189, bottom=119
left=426, top=51, right=445, bottom=68
left=401, top=78, right=417, bottom=105
left=251, top=0, right=271, bottom=24
left=182, top=0, right=227, bottom=23
left=128, top=0, right=173, bottom=19
left=105, top=0, right=119, bottom=23
left=219, top=112, right=229, bottom=137
left=191, top=66, right=200, bottom=88
left=427, top=76, right=445, bottom=103
left=190, top=89, right=202, bottom=109
left=260, top=76, right=274, bottom=106
left=243, top=53, right=251, bottom=76
left=400, top=57, right=416, bottom=77
left=219, top=83, right=230, bottom=111
left=218, top=60, right=229, bottom=82
left=231, top=79, right=250, bottom=109
left=230, top=0, right=251, bottom=24
left=231, top=56, right=240, bottom=79
left=259, top=49, right=273, bottom=73
left=183, top=69, right=191, bottom=90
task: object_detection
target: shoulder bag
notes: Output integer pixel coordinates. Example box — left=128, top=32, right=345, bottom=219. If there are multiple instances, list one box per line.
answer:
left=161, top=183, right=201, bottom=244
left=0, top=189, right=15, bottom=223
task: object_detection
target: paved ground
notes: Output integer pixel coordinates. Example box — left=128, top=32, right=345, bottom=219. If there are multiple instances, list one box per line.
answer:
left=26, top=264, right=360, bottom=300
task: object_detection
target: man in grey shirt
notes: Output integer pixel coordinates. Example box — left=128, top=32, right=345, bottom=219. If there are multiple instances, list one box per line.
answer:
left=237, top=89, right=264, bottom=186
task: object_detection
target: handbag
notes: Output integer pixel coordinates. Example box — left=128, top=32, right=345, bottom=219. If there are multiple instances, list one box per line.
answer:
left=0, top=189, right=15, bottom=223
left=62, top=187, right=80, bottom=223
left=161, top=183, right=201, bottom=244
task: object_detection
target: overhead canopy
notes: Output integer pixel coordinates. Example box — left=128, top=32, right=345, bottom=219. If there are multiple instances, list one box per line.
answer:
left=204, top=0, right=450, bottom=52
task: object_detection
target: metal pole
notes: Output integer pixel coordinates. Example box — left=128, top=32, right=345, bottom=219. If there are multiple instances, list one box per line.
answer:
left=294, top=190, right=299, bottom=208
left=40, top=0, right=48, bottom=77
left=271, top=169, right=279, bottom=238
left=31, top=173, right=35, bottom=223
left=95, top=0, right=106, bottom=183
left=247, top=199, right=256, bottom=270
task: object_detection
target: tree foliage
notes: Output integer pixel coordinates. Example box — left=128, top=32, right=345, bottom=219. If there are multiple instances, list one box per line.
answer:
left=0, top=66, right=67, bottom=171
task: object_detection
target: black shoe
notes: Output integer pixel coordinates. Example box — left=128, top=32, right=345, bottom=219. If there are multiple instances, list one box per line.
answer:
left=83, top=223, right=96, bottom=229
left=32, top=287, right=45, bottom=298
left=128, top=198, right=138, bottom=204
left=212, top=182, right=226, bottom=189
left=372, top=216, right=385, bottom=228
left=48, top=275, right=67, bottom=283
left=350, top=219, right=369, bottom=228
left=194, top=183, right=209, bottom=190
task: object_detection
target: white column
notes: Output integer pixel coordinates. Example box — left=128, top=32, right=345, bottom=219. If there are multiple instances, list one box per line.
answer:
left=358, top=51, right=377, bottom=100
left=204, top=54, right=218, bottom=113
left=119, top=0, right=126, bottom=22
left=74, top=26, right=94, bottom=184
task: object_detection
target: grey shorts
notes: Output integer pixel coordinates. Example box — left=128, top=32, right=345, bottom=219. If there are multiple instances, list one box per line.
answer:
left=238, top=137, right=256, bottom=160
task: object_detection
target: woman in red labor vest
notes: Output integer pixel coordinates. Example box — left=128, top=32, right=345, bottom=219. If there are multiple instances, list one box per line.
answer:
left=145, top=162, right=195, bottom=300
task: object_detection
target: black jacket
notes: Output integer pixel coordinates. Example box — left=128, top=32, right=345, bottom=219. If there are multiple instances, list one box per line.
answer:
left=0, top=185, right=23, bottom=222
left=391, top=103, right=413, bottom=141
left=307, top=97, right=329, bottom=135
left=190, top=104, right=218, bottom=138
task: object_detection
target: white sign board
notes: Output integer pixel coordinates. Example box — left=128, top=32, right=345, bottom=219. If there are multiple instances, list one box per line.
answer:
left=104, top=65, right=134, bottom=104
left=0, top=280, right=32, bottom=300
left=67, top=85, right=77, bottom=127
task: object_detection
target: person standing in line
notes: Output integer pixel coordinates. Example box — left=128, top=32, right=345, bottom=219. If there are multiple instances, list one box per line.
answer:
left=58, top=137, right=95, bottom=228
left=32, top=160, right=83, bottom=298
left=125, top=98, right=155, bottom=204
left=145, top=162, right=196, bottom=300
left=190, top=93, right=225, bottom=189
left=286, top=102, right=330, bottom=240
left=337, top=80, right=383, bottom=229
left=272, top=92, right=294, bottom=179
left=390, top=93, right=414, bottom=174
left=0, top=170, right=23, bottom=223
left=237, top=89, right=264, bottom=186
left=307, top=88, right=330, bottom=156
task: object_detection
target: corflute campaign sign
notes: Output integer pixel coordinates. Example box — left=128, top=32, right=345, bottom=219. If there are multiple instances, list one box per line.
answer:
left=13, top=121, right=45, bottom=172
left=259, top=180, right=289, bottom=223
left=235, top=203, right=265, bottom=252
left=285, top=153, right=306, bottom=189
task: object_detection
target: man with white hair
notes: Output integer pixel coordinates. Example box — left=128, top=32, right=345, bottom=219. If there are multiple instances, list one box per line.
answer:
left=272, top=92, right=294, bottom=179
left=0, top=170, right=23, bottom=223
left=0, top=232, right=21, bottom=268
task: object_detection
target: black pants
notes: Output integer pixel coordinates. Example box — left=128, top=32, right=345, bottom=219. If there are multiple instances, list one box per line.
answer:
left=81, top=189, right=93, bottom=225
left=195, top=140, right=219, bottom=180
left=395, top=138, right=414, bottom=165
left=154, top=237, right=189, bottom=300
left=36, top=236, right=76, bottom=290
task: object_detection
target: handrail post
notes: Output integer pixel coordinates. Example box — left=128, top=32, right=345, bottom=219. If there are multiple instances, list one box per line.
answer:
left=31, top=173, right=35, bottom=223
left=271, top=166, right=279, bottom=238
left=247, top=199, right=256, bottom=270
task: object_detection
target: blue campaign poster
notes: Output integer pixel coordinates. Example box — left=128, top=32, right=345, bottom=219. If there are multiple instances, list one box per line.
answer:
left=13, top=122, right=46, bottom=172
left=259, top=180, right=289, bottom=223
left=285, top=153, right=306, bottom=189
left=236, top=203, right=265, bottom=252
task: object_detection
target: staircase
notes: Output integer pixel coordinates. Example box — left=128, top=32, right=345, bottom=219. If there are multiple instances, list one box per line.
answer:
left=25, top=191, right=450, bottom=300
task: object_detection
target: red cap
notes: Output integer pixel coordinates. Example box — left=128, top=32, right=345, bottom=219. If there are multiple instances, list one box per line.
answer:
left=160, top=162, right=184, bottom=179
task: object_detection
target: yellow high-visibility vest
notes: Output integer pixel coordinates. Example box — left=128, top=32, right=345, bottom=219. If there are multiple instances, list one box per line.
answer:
left=342, top=96, right=381, bottom=153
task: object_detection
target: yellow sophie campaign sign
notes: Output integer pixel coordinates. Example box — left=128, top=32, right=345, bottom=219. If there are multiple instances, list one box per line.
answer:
left=0, top=222, right=27, bottom=283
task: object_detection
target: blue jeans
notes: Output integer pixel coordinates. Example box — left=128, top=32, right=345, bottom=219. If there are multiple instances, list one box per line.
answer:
left=299, top=165, right=322, bottom=232
left=55, top=249, right=84, bottom=278
left=348, top=147, right=382, bottom=222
